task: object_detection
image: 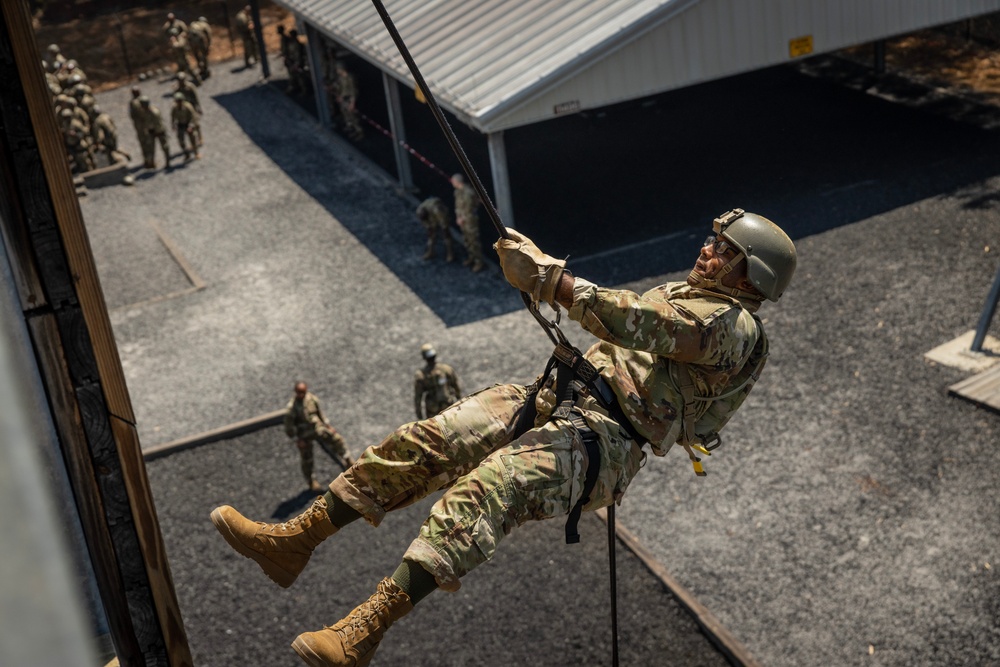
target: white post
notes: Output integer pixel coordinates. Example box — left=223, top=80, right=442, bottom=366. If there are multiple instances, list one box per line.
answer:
left=383, top=73, right=414, bottom=190
left=488, top=130, right=514, bottom=227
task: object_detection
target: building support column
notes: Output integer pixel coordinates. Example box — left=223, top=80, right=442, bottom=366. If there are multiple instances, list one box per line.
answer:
left=305, top=23, right=331, bottom=129
left=873, top=39, right=886, bottom=74
left=488, top=130, right=514, bottom=227
left=383, top=73, right=414, bottom=190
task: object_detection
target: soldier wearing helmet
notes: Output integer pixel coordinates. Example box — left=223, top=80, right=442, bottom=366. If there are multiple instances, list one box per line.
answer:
left=170, top=91, right=201, bottom=161
left=413, top=343, right=462, bottom=420
left=282, top=382, right=355, bottom=493
left=136, top=96, right=171, bottom=169
left=187, top=16, right=212, bottom=79
left=451, top=173, right=484, bottom=272
left=210, top=209, right=795, bottom=666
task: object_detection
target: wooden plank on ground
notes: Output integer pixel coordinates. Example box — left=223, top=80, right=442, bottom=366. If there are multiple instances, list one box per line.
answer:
left=949, top=363, right=1000, bottom=413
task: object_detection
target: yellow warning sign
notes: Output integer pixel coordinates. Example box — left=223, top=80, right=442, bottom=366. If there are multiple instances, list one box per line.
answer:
left=789, top=35, right=814, bottom=58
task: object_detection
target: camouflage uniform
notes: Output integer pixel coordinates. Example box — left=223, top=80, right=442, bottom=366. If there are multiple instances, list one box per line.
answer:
left=454, top=181, right=483, bottom=271
left=169, top=32, right=201, bottom=84
left=60, top=110, right=95, bottom=173
left=335, top=65, right=363, bottom=140
left=91, top=111, right=119, bottom=162
left=175, top=76, right=201, bottom=113
left=284, top=392, right=352, bottom=484
left=129, top=93, right=151, bottom=166
left=171, top=98, right=200, bottom=160
left=416, top=196, right=453, bottom=261
left=288, top=31, right=310, bottom=95
left=234, top=8, right=259, bottom=67
left=137, top=100, right=170, bottom=168
left=329, top=279, right=765, bottom=591
left=188, top=18, right=212, bottom=77
left=414, top=358, right=461, bottom=419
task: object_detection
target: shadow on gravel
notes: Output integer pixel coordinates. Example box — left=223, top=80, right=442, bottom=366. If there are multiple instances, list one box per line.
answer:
left=270, top=490, right=315, bottom=520
left=214, top=85, right=525, bottom=327
left=216, top=61, right=1000, bottom=296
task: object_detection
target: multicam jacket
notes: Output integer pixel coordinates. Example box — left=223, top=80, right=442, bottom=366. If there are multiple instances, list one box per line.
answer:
left=414, top=362, right=462, bottom=419
left=567, top=279, right=767, bottom=456
left=416, top=197, right=449, bottom=230
left=284, top=392, right=330, bottom=439
left=453, top=184, right=480, bottom=222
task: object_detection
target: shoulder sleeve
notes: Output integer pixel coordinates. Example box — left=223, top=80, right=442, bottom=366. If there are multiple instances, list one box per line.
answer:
left=568, top=279, right=742, bottom=363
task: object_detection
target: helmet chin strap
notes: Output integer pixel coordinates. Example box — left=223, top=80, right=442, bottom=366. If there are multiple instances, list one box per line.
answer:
left=687, top=253, right=764, bottom=302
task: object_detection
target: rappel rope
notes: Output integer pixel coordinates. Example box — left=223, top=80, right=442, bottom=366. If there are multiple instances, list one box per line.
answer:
left=367, top=1, right=619, bottom=664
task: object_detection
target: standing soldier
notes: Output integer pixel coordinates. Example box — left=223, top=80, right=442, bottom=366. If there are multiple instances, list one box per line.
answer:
left=452, top=173, right=484, bottom=272
left=44, top=43, right=66, bottom=73
left=283, top=382, right=354, bottom=493
left=413, top=343, right=462, bottom=420
left=162, top=12, right=188, bottom=39
left=128, top=87, right=151, bottom=166
left=188, top=16, right=212, bottom=79
left=59, top=108, right=95, bottom=174
left=234, top=5, right=259, bottom=68
left=415, top=196, right=453, bottom=262
left=287, top=29, right=310, bottom=95
left=169, top=28, right=201, bottom=84
left=170, top=92, right=200, bottom=161
left=174, top=72, right=201, bottom=113
left=90, top=105, right=125, bottom=164
left=334, top=61, right=363, bottom=140
left=137, top=96, right=170, bottom=169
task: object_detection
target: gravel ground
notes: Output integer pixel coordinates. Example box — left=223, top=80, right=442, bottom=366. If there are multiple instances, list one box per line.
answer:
left=80, top=54, right=1000, bottom=666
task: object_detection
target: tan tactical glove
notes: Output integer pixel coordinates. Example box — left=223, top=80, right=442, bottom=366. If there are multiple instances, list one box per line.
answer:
left=494, top=229, right=566, bottom=307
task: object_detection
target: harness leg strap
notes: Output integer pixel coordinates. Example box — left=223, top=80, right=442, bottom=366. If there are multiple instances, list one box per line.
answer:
left=565, top=413, right=601, bottom=544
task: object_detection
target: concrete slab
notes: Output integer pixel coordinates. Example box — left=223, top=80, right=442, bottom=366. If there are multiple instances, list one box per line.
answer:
left=924, top=329, right=1000, bottom=373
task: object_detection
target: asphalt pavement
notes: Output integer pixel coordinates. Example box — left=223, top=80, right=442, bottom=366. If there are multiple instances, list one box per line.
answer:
left=80, top=54, right=1000, bottom=667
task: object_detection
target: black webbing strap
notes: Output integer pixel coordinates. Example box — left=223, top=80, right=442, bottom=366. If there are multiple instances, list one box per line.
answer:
left=565, top=413, right=601, bottom=544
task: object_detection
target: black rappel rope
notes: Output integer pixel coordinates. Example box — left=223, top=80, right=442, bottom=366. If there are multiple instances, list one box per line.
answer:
left=367, top=1, right=620, bottom=665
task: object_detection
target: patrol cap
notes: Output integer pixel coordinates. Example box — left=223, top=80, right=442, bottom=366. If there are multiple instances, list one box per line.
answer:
left=420, top=343, right=436, bottom=360
left=715, top=209, right=796, bottom=302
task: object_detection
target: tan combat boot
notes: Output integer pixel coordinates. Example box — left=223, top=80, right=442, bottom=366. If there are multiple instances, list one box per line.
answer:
left=291, top=577, right=413, bottom=667
left=210, top=496, right=336, bottom=588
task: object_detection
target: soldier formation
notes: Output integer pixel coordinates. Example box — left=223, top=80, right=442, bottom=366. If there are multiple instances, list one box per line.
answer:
left=44, top=44, right=124, bottom=174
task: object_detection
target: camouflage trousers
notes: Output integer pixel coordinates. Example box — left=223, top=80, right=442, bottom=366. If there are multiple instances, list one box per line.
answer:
left=329, top=383, right=646, bottom=592
left=459, top=215, right=482, bottom=267
left=297, top=425, right=350, bottom=481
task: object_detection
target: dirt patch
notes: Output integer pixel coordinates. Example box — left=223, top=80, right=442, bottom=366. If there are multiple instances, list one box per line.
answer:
left=33, top=1, right=294, bottom=92
left=842, top=23, right=1000, bottom=105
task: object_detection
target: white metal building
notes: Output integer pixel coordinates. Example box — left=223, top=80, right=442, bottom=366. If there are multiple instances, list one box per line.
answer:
left=279, top=0, right=1000, bottom=224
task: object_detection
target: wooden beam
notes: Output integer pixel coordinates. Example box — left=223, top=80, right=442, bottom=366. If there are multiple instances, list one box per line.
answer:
left=0, top=2, right=193, bottom=665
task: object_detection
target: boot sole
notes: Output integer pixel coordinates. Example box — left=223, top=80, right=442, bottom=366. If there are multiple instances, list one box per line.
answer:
left=291, top=635, right=375, bottom=667
left=210, top=508, right=297, bottom=588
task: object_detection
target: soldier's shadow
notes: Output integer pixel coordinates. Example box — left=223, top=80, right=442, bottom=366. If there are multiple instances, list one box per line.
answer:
left=270, top=490, right=316, bottom=521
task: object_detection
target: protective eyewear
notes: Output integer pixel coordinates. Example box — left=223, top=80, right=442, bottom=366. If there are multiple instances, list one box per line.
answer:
left=703, top=236, right=732, bottom=255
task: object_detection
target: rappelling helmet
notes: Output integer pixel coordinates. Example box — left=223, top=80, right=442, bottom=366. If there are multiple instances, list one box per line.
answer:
left=714, top=209, right=796, bottom=302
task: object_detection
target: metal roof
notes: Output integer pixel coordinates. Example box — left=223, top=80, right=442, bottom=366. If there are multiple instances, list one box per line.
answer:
left=281, top=0, right=691, bottom=129
left=282, top=0, right=1000, bottom=132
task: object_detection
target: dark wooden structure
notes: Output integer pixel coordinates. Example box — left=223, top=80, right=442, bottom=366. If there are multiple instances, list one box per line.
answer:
left=0, top=1, right=192, bottom=665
